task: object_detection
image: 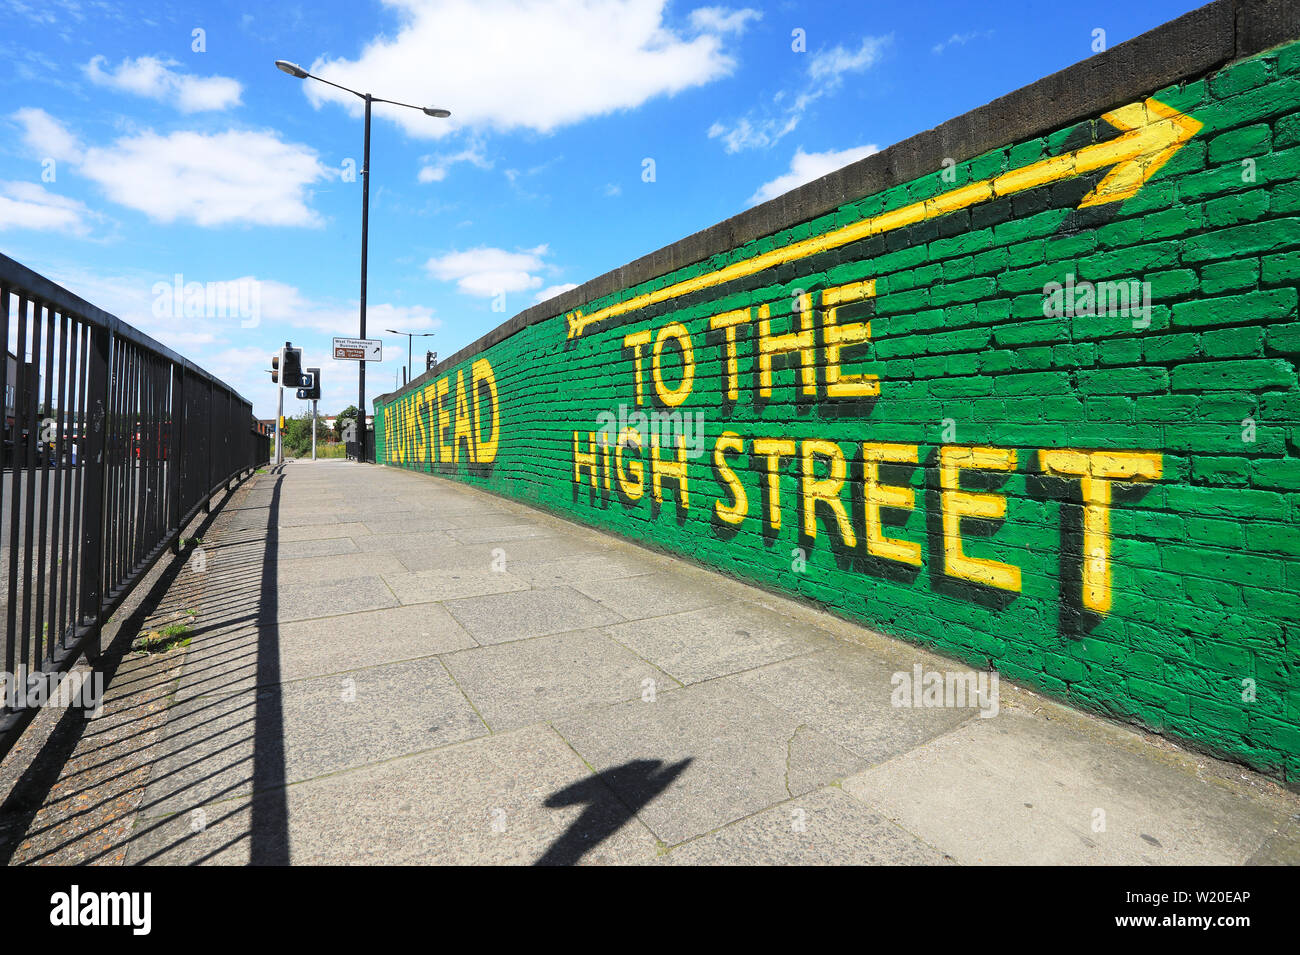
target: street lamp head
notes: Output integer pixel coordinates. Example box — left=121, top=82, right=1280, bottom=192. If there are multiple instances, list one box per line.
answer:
left=275, top=60, right=309, bottom=79
left=423, top=107, right=452, bottom=118
left=385, top=329, right=401, bottom=335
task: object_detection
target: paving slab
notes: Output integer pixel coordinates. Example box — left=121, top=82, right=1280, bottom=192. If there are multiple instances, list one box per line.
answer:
left=840, top=707, right=1296, bottom=865
left=662, top=786, right=954, bottom=865
left=443, top=585, right=625, bottom=644
left=602, top=599, right=837, bottom=685
left=499, top=552, right=652, bottom=588
left=268, top=522, right=373, bottom=542
left=169, top=634, right=261, bottom=702
left=352, top=530, right=458, bottom=553
left=721, top=645, right=978, bottom=765
left=347, top=502, right=427, bottom=518
left=137, top=656, right=487, bottom=818
left=273, top=573, right=400, bottom=622
left=477, top=535, right=604, bottom=563
left=393, top=545, right=500, bottom=573
left=573, top=571, right=730, bottom=620
left=277, top=511, right=363, bottom=528
left=175, top=603, right=480, bottom=699
left=361, top=517, right=461, bottom=536
left=383, top=567, right=531, bottom=605
left=445, top=522, right=555, bottom=544
left=443, top=629, right=675, bottom=731
left=271, top=536, right=359, bottom=559
left=276, top=604, right=478, bottom=680
left=276, top=552, right=407, bottom=584
left=551, top=679, right=866, bottom=846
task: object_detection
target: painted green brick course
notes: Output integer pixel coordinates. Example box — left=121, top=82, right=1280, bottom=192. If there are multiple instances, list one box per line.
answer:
left=377, top=41, right=1300, bottom=782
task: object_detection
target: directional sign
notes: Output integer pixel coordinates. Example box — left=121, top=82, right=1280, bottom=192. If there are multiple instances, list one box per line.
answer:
left=333, top=337, right=383, bottom=361
left=565, top=96, right=1201, bottom=339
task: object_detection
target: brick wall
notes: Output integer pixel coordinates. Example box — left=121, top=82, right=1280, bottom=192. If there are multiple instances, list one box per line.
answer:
left=376, top=19, right=1300, bottom=781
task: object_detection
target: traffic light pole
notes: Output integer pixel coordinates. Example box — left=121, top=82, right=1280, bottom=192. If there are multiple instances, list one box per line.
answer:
left=275, top=381, right=284, bottom=465
left=312, top=399, right=317, bottom=461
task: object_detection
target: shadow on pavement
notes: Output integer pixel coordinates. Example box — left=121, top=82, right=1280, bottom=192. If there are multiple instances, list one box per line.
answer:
left=126, top=467, right=291, bottom=864
left=535, top=757, right=691, bottom=866
left=248, top=470, right=289, bottom=864
left=0, top=477, right=248, bottom=864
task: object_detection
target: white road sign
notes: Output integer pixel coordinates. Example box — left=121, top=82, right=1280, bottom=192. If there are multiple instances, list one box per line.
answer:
left=333, top=337, right=383, bottom=361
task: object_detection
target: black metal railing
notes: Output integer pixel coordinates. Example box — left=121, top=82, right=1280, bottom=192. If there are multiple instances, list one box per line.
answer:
left=345, top=423, right=375, bottom=463
left=0, top=253, right=269, bottom=760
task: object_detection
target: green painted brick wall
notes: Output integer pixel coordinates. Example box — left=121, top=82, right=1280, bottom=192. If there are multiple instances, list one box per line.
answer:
left=377, top=43, right=1300, bottom=782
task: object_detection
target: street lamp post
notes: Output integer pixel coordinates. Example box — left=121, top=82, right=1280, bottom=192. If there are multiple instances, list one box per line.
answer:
left=275, top=59, right=450, bottom=462
left=386, top=329, right=435, bottom=386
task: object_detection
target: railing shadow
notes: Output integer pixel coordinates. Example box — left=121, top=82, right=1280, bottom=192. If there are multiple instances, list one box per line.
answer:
left=0, top=465, right=293, bottom=866
left=0, top=483, right=240, bottom=865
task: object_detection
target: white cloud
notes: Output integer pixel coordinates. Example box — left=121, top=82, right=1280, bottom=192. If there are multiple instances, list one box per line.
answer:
left=535, top=282, right=578, bottom=303
left=11, top=107, right=81, bottom=161
left=932, top=30, right=994, bottom=55
left=303, top=0, right=745, bottom=138
left=747, top=143, right=880, bottom=206
left=27, top=261, right=436, bottom=416
left=0, top=182, right=96, bottom=236
left=708, top=114, right=798, bottom=152
left=80, top=130, right=326, bottom=226
left=710, top=32, right=890, bottom=154
left=10, top=110, right=327, bottom=227
left=418, top=138, right=491, bottom=183
left=808, top=35, right=889, bottom=81
left=425, top=244, right=552, bottom=296
left=85, top=55, right=243, bottom=112
left=688, top=6, right=761, bottom=34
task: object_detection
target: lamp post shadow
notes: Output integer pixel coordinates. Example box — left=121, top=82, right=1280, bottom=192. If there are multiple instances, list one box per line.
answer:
left=534, top=757, right=692, bottom=866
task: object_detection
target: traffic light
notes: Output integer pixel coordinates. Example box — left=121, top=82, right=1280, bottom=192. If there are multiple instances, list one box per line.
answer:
left=281, top=342, right=305, bottom=388
left=425, top=350, right=438, bottom=371
left=296, top=367, right=321, bottom=400
left=270, top=353, right=280, bottom=384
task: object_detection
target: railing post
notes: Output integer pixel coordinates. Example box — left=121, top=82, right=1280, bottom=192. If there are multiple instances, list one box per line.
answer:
left=225, top=388, right=235, bottom=489
left=78, top=325, right=111, bottom=661
left=202, top=379, right=214, bottom=513
left=170, top=365, right=184, bottom=553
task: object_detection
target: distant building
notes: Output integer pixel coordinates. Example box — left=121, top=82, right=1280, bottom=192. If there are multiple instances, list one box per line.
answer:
left=5, top=350, right=38, bottom=461
left=319, top=414, right=373, bottom=432
left=257, top=414, right=370, bottom=442
left=4, top=350, right=15, bottom=429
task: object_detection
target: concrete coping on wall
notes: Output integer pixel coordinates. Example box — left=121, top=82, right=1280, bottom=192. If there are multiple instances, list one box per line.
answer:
left=375, top=0, right=1300, bottom=408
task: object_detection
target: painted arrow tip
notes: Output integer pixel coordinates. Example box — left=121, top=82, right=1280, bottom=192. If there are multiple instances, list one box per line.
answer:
left=1077, top=97, right=1203, bottom=209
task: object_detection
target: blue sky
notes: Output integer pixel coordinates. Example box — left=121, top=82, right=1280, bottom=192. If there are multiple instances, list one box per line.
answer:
left=2, top=0, right=1204, bottom=419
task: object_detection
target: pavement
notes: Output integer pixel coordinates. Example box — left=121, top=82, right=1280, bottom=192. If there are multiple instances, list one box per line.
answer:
left=4, top=458, right=1299, bottom=865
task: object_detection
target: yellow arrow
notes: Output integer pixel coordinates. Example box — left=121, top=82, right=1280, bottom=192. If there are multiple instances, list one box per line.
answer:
left=565, top=96, right=1201, bottom=339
